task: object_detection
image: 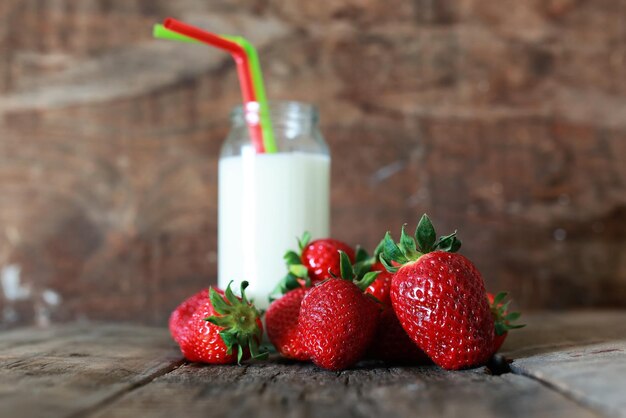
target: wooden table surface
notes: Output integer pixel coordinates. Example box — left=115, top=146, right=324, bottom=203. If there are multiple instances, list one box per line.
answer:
left=1, top=311, right=625, bottom=418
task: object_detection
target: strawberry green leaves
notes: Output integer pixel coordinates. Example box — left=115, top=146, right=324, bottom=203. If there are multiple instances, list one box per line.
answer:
left=489, top=291, right=525, bottom=336
left=492, top=291, right=507, bottom=306
left=205, top=281, right=267, bottom=364
left=284, top=237, right=310, bottom=283
left=289, top=264, right=308, bottom=278
left=415, top=214, right=436, bottom=253
left=416, top=214, right=462, bottom=253
left=339, top=250, right=355, bottom=281
left=400, top=225, right=419, bottom=258
left=351, top=245, right=376, bottom=278
left=284, top=250, right=301, bottom=266
left=335, top=251, right=379, bottom=291
left=269, top=233, right=313, bottom=301
left=298, top=231, right=311, bottom=252
left=355, top=246, right=370, bottom=264
left=269, top=272, right=302, bottom=302
left=380, top=231, right=409, bottom=271
left=436, top=232, right=462, bottom=253
left=380, top=214, right=463, bottom=272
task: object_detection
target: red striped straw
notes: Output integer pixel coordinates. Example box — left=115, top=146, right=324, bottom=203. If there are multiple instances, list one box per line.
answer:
left=163, top=18, right=265, bottom=153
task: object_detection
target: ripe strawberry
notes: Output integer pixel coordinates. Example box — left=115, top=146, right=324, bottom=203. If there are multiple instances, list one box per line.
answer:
left=359, top=244, right=428, bottom=364
left=301, top=237, right=355, bottom=282
left=169, top=281, right=266, bottom=364
left=265, top=287, right=309, bottom=361
left=488, top=292, right=525, bottom=353
left=169, top=288, right=209, bottom=344
left=366, top=261, right=393, bottom=306
left=298, top=251, right=380, bottom=370
left=366, top=305, right=430, bottom=364
left=272, top=232, right=355, bottom=300
left=380, top=214, right=495, bottom=370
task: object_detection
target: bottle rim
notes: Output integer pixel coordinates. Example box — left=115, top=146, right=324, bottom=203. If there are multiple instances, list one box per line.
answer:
left=230, top=100, right=319, bottom=123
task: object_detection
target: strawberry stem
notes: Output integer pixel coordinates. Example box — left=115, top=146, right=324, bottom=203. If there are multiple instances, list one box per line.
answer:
left=380, top=214, right=462, bottom=272
left=334, top=250, right=380, bottom=291
left=205, top=281, right=267, bottom=364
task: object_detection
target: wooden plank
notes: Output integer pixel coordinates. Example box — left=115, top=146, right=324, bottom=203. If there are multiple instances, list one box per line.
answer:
left=0, top=323, right=182, bottom=418
left=90, top=359, right=597, bottom=418
left=2, top=313, right=624, bottom=418
left=503, top=311, right=626, bottom=418
left=502, top=311, right=626, bottom=358
left=0, top=324, right=86, bottom=350
left=512, top=341, right=626, bottom=418
left=93, top=311, right=626, bottom=418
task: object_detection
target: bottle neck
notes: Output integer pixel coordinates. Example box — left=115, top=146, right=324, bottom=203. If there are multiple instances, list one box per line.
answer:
left=222, top=100, right=328, bottom=157
left=230, top=101, right=319, bottom=135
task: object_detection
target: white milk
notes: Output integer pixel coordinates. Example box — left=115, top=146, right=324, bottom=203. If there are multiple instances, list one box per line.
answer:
left=218, top=150, right=330, bottom=308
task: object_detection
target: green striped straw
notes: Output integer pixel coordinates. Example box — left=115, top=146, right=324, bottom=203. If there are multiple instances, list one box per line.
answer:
left=153, top=24, right=277, bottom=153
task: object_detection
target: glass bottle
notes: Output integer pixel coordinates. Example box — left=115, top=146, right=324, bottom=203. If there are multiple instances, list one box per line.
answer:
left=218, top=101, right=330, bottom=308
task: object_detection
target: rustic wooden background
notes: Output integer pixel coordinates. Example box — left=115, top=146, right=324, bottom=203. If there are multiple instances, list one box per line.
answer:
left=0, top=0, right=625, bottom=328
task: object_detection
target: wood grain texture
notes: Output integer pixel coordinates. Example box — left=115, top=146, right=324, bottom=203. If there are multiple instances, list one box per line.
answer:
left=503, top=312, right=626, bottom=418
left=1, top=1, right=626, bottom=326
left=89, top=361, right=597, bottom=418
left=0, top=323, right=182, bottom=418
left=513, top=341, right=626, bottom=418
left=3, top=312, right=626, bottom=418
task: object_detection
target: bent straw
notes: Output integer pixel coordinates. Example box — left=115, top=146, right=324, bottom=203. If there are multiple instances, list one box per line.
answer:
left=154, top=24, right=277, bottom=154
left=221, top=36, right=276, bottom=153
left=153, top=24, right=192, bottom=43
left=162, top=18, right=265, bottom=153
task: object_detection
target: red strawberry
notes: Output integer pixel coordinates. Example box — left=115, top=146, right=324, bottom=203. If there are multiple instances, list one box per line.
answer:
left=301, top=238, right=355, bottom=282
left=361, top=250, right=428, bottom=364
left=488, top=292, right=525, bottom=353
left=169, top=281, right=266, bottom=364
left=298, top=251, right=380, bottom=370
left=169, top=288, right=209, bottom=344
left=265, top=287, right=309, bottom=361
left=367, top=305, right=430, bottom=364
left=272, top=232, right=355, bottom=300
left=366, top=261, right=393, bottom=306
left=380, top=215, right=495, bottom=370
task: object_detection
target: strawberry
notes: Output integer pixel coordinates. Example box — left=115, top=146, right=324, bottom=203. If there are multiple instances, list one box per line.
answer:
left=488, top=292, right=525, bottom=353
left=298, top=251, right=380, bottom=370
left=169, top=288, right=210, bottom=345
left=301, top=238, right=355, bottom=282
left=360, top=243, right=428, bottom=364
left=380, top=214, right=495, bottom=370
left=366, top=261, right=393, bottom=306
left=265, top=287, right=309, bottom=361
left=271, top=232, right=355, bottom=300
left=169, top=281, right=266, bottom=364
left=366, top=305, right=431, bottom=364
